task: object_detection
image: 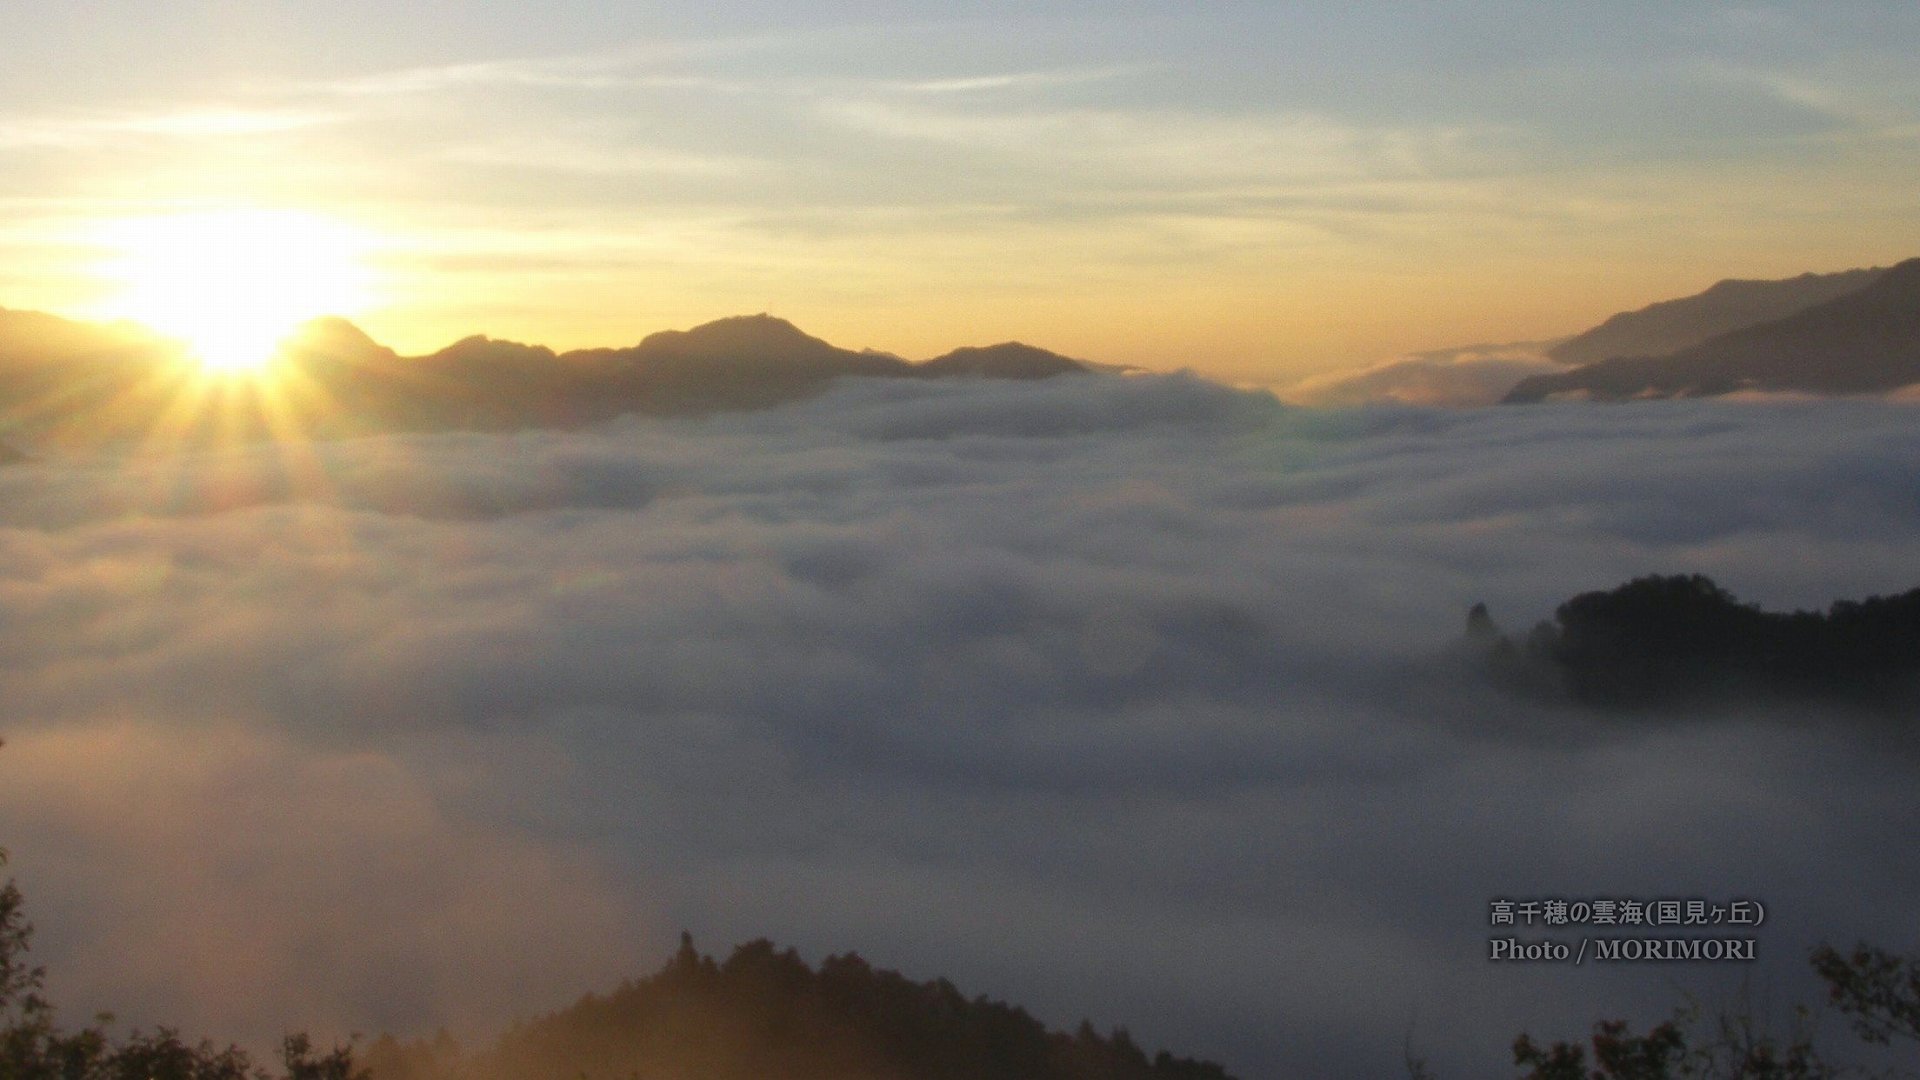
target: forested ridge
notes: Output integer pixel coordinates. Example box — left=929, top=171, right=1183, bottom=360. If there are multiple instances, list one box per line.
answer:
left=1467, top=574, right=1920, bottom=711
left=363, top=934, right=1232, bottom=1080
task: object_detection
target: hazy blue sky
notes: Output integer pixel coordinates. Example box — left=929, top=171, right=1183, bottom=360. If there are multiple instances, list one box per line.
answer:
left=3, top=3, right=1918, bottom=376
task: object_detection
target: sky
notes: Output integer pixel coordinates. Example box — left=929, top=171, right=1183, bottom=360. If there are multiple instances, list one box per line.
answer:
left=2, top=2, right=1920, bottom=381
left=2, top=377, right=1919, bottom=1077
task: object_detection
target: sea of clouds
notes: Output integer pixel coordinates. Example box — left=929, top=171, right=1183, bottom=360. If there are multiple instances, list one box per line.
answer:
left=1, top=371, right=1917, bottom=1078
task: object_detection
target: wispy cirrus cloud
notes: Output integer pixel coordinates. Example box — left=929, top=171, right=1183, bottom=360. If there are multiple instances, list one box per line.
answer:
left=811, top=98, right=1507, bottom=185
left=0, top=105, right=339, bottom=150
left=881, top=65, right=1151, bottom=95
left=276, top=35, right=788, bottom=99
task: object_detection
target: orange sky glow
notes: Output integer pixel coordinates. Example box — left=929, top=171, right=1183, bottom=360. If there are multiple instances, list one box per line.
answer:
left=3, top=4, right=1917, bottom=385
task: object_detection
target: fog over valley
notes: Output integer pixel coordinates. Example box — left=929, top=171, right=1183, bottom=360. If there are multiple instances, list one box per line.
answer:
left=1, top=371, right=1916, bottom=1077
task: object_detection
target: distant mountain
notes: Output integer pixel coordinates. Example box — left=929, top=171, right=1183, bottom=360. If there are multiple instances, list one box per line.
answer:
left=630, top=313, right=880, bottom=366
left=921, top=341, right=1089, bottom=379
left=592, top=313, right=921, bottom=412
left=1289, top=263, right=1897, bottom=408
left=1547, top=265, right=1888, bottom=366
left=0, top=307, right=201, bottom=447
left=363, top=935, right=1234, bottom=1080
left=0, top=305, right=160, bottom=361
left=0, top=310, right=1092, bottom=449
left=0, top=307, right=177, bottom=382
left=1505, top=257, right=1920, bottom=402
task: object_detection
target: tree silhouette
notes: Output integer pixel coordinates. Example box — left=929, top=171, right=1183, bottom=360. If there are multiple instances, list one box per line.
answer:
left=365, top=935, right=1233, bottom=1080
left=1466, top=575, right=1920, bottom=712
left=1503, top=943, right=1920, bottom=1079
left=1811, top=943, right=1920, bottom=1048
left=1, top=808, right=365, bottom=1080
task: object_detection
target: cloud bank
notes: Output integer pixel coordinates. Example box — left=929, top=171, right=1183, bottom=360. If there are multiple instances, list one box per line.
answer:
left=1279, top=341, right=1566, bottom=407
left=1, top=373, right=1918, bottom=1077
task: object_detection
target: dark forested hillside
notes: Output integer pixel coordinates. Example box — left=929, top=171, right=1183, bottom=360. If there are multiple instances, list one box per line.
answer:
left=363, top=935, right=1232, bottom=1080
left=1466, top=575, right=1920, bottom=711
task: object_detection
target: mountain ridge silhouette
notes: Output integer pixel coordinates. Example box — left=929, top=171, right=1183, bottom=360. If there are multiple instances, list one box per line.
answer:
left=1506, top=256, right=1920, bottom=402
left=0, top=309, right=1092, bottom=448
left=1546, top=265, right=1890, bottom=366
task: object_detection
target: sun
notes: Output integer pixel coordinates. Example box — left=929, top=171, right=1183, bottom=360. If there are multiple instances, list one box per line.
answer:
left=92, top=208, right=377, bottom=376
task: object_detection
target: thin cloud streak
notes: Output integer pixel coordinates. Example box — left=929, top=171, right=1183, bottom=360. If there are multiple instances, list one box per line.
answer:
left=276, top=33, right=805, bottom=99
left=0, top=106, right=339, bottom=149
left=884, top=65, right=1152, bottom=94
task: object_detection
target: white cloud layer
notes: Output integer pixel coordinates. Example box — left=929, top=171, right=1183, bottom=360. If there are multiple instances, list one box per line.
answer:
left=1, top=374, right=1917, bottom=1077
left=1279, top=341, right=1567, bottom=407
